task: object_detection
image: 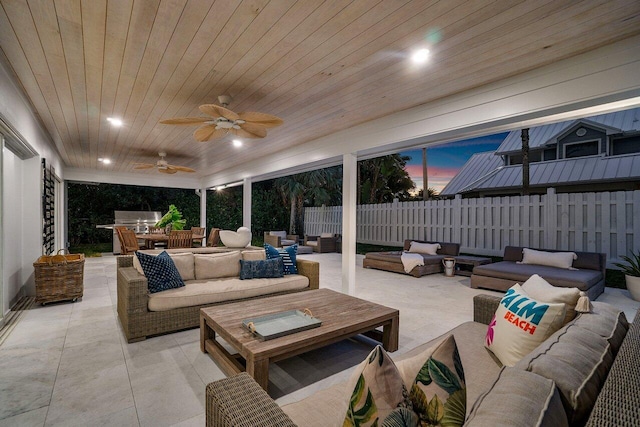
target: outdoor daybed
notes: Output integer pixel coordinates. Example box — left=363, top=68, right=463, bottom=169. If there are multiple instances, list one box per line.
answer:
left=363, top=239, right=460, bottom=277
left=117, top=247, right=319, bottom=343
left=206, top=293, right=638, bottom=427
left=471, top=246, right=606, bottom=300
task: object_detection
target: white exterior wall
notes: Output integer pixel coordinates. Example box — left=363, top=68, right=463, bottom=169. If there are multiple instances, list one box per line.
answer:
left=0, top=55, right=64, bottom=316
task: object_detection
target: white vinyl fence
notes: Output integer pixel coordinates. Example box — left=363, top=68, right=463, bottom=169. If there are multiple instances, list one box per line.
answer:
left=304, top=189, right=640, bottom=266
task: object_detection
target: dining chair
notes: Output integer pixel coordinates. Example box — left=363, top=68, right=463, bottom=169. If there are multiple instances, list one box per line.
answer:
left=207, top=228, right=221, bottom=247
left=120, top=229, right=141, bottom=254
left=168, top=230, right=193, bottom=249
left=148, top=225, right=167, bottom=248
left=115, top=226, right=128, bottom=254
left=191, top=226, right=205, bottom=247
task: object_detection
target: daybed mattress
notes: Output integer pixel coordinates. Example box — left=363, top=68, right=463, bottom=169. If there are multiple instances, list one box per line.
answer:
left=148, top=275, right=309, bottom=311
left=472, top=261, right=602, bottom=290
left=364, top=251, right=445, bottom=265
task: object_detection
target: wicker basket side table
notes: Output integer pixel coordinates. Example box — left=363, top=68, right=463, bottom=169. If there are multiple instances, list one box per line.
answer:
left=33, top=250, right=85, bottom=305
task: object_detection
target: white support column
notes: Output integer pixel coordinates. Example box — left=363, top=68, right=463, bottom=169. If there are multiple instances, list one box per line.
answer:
left=243, top=177, right=252, bottom=229
left=342, top=153, right=357, bottom=295
left=200, top=188, right=207, bottom=246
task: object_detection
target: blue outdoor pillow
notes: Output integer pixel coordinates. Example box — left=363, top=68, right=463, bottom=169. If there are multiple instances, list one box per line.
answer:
left=135, top=251, right=185, bottom=293
left=239, top=258, right=284, bottom=280
left=264, top=243, right=298, bottom=275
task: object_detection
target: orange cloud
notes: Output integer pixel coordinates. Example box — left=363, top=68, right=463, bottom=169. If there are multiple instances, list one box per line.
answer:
left=405, top=164, right=459, bottom=178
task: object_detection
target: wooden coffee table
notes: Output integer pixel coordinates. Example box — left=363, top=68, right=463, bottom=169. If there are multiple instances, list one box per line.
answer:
left=200, top=289, right=399, bottom=390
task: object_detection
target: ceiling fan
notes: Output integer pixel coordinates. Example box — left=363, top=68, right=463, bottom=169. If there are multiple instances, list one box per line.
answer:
left=133, top=152, right=196, bottom=174
left=159, top=95, right=283, bottom=142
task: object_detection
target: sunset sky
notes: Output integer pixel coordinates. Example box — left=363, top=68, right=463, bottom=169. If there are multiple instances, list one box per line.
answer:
left=400, top=132, right=509, bottom=194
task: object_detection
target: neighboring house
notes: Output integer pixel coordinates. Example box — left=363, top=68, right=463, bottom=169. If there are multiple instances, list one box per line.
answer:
left=440, top=107, right=640, bottom=198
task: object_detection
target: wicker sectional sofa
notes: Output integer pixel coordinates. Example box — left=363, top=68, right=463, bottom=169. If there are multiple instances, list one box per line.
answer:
left=363, top=239, right=461, bottom=277
left=116, top=247, right=319, bottom=343
left=206, top=295, right=638, bottom=427
left=471, top=246, right=606, bottom=300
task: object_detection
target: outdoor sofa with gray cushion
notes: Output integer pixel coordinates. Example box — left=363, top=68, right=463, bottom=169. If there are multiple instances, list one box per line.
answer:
left=117, top=247, right=319, bottom=343
left=263, top=231, right=298, bottom=247
left=471, top=246, right=606, bottom=300
left=363, top=239, right=461, bottom=277
left=206, top=294, right=637, bottom=426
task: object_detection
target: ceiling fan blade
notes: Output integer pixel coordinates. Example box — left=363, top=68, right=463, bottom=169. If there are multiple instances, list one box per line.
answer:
left=199, top=104, right=239, bottom=121
left=159, top=117, right=210, bottom=125
left=194, top=124, right=227, bottom=142
left=168, top=164, right=196, bottom=173
left=133, top=163, right=156, bottom=169
left=158, top=167, right=177, bottom=174
left=232, top=123, right=267, bottom=139
left=238, top=112, right=284, bottom=128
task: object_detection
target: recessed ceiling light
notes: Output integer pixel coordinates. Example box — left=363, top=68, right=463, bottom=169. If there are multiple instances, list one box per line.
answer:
left=98, top=158, right=111, bottom=164
left=411, top=48, right=430, bottom=64
left=232, top=139, right=243, bottom=147
left=107, top=117, right=123, bottom=127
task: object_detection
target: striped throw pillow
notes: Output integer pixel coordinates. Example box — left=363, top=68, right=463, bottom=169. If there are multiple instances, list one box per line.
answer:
left=264, top=243, right=298, bottom=275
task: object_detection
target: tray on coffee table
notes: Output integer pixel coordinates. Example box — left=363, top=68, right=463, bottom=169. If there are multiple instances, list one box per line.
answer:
left=242, top=309, right=321, bottom=340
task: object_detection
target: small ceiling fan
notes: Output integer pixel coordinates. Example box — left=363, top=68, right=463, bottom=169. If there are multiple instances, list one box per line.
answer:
left=159, top=95, right=283, bottom=142
left=133, top=152, right=196, bottom=174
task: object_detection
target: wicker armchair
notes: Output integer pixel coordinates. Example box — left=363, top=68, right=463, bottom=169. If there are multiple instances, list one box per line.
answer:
left=304, top=233, right=337, bottom=253
left=263, top=231, right=298, bottom=248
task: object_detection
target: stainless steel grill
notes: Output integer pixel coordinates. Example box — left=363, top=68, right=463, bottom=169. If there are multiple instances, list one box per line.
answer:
left=96, top=210, right=162, bottom=254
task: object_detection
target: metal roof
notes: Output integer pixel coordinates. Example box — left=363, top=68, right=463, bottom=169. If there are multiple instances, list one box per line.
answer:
left=440, top=151, right=503, bottom=196
left=497, top=107, right=640, bottom=154
left=462, top=153, right=640, bottom=192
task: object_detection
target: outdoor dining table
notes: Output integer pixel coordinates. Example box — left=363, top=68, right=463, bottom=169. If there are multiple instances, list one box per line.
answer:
left=135, top=233, right=206, bottom=249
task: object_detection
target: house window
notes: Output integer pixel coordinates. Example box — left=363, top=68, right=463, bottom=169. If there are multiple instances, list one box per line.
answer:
left=543, top=148, right=557, bottom=161
left=611, top=134, right=640, bottom=155
left=563, top=140, right=599, bottom=159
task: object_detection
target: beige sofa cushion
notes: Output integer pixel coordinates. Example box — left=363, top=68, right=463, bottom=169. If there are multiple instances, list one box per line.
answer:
left=168, top=253, right=195, bottom=281
left=515, top=321, right=615, bottom=425
left=466, top=367, right=568, bottom=427
left=281, top=381, right=347, bottom=427
left=194, top=251, right=241, bottom=279
left=241, top=249, right=266, bottom=261
left=132, top=251, right=195, bottom=281
left=577, top=302, right=629, bottom=353
left=147, top=274, right=309, bottom=311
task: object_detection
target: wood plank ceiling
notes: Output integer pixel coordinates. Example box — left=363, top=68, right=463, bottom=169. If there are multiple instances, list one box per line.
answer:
left=1, top=0, right=639, bottom=178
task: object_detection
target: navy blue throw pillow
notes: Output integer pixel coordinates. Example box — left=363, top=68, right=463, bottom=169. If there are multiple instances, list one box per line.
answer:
left=239, top=258, right=284, bottom=280
left=135, top=251, right=185, bottom=293
left=264, top=243, right=298, bottom=275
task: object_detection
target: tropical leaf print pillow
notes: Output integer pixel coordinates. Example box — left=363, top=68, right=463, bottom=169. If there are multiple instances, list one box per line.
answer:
left=343, top=345, right=413, bottom=427
left=409, top=335, right=466, bottom=427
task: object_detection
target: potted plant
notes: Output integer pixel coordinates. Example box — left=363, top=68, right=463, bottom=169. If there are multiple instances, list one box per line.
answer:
left=155, top=205, right=186, bottom=231
left=613, top=251, right=640, bottom=301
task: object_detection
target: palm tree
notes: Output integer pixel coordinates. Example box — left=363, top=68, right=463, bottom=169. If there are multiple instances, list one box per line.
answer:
left=274, top=167, right=341, bottom=234
left=359, top=154, right=415, bottom=203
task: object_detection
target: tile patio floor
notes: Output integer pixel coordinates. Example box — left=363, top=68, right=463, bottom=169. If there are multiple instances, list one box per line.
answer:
left=0, top=253, right=637, bottom=426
